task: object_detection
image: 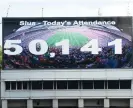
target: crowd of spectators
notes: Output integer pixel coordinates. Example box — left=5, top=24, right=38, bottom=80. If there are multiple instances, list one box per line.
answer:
left=4, top=45, right=132, bottom=69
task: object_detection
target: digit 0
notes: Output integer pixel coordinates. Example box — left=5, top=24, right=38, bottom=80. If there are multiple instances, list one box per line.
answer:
left=29, top=39, right=48, bottom=55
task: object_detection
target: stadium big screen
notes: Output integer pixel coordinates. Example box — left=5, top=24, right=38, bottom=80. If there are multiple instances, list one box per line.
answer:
left=2, top=17, right=133, bottom=69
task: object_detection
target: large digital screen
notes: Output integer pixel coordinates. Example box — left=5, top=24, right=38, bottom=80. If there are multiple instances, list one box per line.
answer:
left=2, top=17, right=133, bottom=69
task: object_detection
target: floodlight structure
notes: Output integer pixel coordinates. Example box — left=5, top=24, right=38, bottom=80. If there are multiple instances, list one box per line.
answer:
left=127, top=0, right=131, bottom=16
left=42, top=8, right=44, bottom=17
left=98, top=8, right=102, bottom=16
left=0, top=5, right=11, bottom=24
left=6, top=5, right=11, bottom=17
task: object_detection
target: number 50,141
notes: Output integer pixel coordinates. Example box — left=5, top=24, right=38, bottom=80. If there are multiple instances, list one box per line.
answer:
left=4, top=39, right=122, bottom=55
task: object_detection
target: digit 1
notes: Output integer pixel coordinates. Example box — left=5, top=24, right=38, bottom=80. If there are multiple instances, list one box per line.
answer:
left=55, top=39, right=69, bottom=55
left=108, top=39, right=122, bottom=54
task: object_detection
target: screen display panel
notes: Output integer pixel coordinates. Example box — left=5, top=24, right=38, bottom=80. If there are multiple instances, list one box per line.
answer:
left=2, top=17, right=133, bottom=69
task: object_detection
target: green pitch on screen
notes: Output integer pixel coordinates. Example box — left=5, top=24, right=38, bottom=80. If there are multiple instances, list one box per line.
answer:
left=46, top=31, right=89, bottom=47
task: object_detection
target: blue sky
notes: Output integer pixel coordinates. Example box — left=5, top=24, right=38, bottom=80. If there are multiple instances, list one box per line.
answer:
left=0, top=0, right=133, bottom=46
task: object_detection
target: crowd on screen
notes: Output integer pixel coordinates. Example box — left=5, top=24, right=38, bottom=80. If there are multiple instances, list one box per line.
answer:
left=4, top=45, right=132, bottom=69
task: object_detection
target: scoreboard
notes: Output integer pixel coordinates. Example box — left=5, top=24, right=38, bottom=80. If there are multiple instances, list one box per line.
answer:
left=2, top=17, right=133, bottom=69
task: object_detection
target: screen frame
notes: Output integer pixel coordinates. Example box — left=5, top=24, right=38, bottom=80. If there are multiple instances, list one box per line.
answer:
left=2, top=16, right=133, bottom=70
